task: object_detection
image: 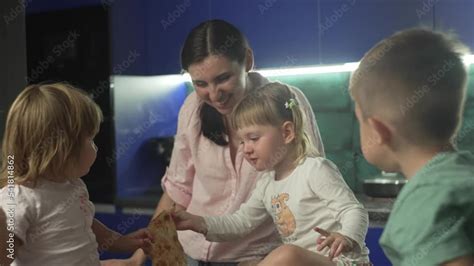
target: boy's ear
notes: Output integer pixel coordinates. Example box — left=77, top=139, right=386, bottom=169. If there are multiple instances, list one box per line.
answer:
left=281, top=121, right=296, bottom=144
left=368, top=117, right=392, bottom=145
left=245, top=48, right=254, bottom=72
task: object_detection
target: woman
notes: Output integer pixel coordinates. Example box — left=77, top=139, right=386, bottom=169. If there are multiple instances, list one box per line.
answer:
left=138, top=19, right=325, bottom=265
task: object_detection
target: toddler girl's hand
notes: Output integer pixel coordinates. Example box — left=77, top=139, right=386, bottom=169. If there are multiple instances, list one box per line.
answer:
left=314, top=227, right=354, bottom=260
left=172, top=210, right=207, bottom=235
left=121, top=228, right=154, bottom=255
left=100, top=249, right=145, bottom=266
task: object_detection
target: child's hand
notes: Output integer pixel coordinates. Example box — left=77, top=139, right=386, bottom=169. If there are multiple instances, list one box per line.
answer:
left=172, top=210, right=207, bottom=235
left=119, top=228, right=154, bottom=255
left=100, top=249, right=145, bottom=266
left=314, top=227, right=354, bottom=260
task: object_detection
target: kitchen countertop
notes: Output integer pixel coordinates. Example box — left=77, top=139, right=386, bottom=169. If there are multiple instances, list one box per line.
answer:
left=356, top=194, right=396, bottom=227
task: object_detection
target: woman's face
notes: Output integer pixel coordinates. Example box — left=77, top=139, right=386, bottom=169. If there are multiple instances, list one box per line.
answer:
left=188, top=54, right=249, bottom=115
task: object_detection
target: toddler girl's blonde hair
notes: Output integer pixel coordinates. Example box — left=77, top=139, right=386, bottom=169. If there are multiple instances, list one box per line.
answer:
left=231, top=82, right=314, bottom=164
left=0, top=83, right=102, bottom=187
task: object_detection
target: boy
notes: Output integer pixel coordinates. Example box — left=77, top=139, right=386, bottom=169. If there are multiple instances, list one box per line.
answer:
left=350, top=28, right=474, bottom=265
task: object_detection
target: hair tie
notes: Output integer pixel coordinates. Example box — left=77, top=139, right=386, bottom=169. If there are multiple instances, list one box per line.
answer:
left=285, top=98, right=298, bottom=110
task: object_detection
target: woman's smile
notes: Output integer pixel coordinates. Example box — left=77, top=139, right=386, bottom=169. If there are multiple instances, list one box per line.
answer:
left=215, top=95, right=231, bottom=109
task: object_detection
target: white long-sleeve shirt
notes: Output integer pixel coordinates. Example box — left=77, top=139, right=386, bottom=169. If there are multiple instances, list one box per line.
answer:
left=205, top=157, right=370, bottom=260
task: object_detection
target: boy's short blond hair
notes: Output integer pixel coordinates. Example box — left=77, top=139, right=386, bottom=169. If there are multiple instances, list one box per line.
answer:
left=350, top=28, right=469, bottom=146
left=0, top=83, right=102, bottom=187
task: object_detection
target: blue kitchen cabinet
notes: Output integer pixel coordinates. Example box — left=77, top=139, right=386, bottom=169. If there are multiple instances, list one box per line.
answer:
left=435, top=0, right=474, bottom=51
left=110, top=0, right=150, bottom=75
left=110, top=0, right=213, bottom=75
left=319, top=0, right=434, bottom=64
left=110, top=0, right=214, bottom=75
left=206, top=0, right=320, bottom=69
left=145, top=0, right=213, bottom=75
left=109, top=0, right=474, bottom=74
left=111, top=0, right=320, bottom=75
left=28, top=0, right=472, bottom=75
left=367, top=227, right=391, bottom=266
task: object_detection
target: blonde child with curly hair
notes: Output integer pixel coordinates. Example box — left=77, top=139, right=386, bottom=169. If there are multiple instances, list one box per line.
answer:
left=0, top=83, right=151, bottom=266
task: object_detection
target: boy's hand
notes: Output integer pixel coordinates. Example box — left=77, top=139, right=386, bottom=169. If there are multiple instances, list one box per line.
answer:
left=118, top=228, right=154, bottom=255
left=314, top=227, right=354, bottom=260
left=172, top=210, right=207, bottom=235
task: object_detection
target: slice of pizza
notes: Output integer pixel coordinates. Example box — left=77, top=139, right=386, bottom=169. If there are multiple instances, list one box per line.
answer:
left=148, top=210, right=187, bottom=266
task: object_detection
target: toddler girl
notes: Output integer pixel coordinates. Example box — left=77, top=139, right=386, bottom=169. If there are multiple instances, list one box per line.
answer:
left=173, top=82, right=371, bottom=265
left=0, top=83, right=151, bottom=266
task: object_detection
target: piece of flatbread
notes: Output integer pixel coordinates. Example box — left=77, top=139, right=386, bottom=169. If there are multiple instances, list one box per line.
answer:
left=148, top=210, right=186, bottom=266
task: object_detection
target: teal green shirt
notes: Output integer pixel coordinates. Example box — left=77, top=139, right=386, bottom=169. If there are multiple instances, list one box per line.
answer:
left=380, top=150, right=474, bottom=266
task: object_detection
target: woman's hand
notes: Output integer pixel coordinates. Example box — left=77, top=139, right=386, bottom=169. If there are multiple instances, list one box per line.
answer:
left=172, top=210, right=208, bottom=235
left=314, top=227, right=354, bottom=260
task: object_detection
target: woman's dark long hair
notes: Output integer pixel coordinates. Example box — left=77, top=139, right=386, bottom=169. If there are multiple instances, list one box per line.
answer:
left=181, top=19, right=249, bottom=146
